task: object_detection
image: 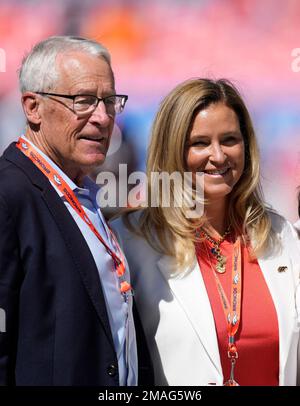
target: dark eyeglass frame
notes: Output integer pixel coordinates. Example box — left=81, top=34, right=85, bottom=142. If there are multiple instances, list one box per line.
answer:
left=35, top=91, right=128, bottom=116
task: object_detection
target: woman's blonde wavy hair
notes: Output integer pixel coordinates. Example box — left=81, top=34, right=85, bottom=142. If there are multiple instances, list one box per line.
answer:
left=126, top=78, right=277, bottom=268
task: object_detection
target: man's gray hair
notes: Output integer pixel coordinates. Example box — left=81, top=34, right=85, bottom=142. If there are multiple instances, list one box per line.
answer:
left=19, top=36, right=112, bottom=93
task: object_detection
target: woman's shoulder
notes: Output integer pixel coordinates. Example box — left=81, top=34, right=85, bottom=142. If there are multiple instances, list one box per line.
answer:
left=109, top=209, right=151, bottom=251
left=293, top=219, right=300, bottom=235
left=253, top=209, right=298, bottom=258
left=266, top=210, right=300, bottom=259
left=267, top=209, right=296, bottom=236
left=110, top=209, right=143, bottom=236
left=110, top=209, right=162, bottom=261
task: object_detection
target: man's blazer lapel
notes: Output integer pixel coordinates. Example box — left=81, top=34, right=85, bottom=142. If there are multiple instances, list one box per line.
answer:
left=4, top=143, right=115, bottom=348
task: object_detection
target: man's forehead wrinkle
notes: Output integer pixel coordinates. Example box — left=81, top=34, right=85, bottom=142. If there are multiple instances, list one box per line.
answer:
left=56, top=51, right=110, bottom=73
left=54, top=52, right=114, bottom=92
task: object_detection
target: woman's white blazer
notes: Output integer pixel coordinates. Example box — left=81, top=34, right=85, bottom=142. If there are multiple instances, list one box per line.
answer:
left=111, top=212, right=300, bottom=386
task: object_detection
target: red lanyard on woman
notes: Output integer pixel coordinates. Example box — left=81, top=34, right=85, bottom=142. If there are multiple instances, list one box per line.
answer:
left=196, top=234, right=242, bottom=386
left=16, top=137, right=132, bottom=298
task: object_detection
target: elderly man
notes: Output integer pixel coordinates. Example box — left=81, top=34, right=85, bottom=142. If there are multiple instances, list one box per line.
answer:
left=0, top=36, right=153, bottom=386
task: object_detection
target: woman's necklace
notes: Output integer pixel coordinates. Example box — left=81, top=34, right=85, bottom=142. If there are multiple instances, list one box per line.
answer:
left=199, top=226, right=231, bottom=274
left=199, top=239, right=242, bottom=386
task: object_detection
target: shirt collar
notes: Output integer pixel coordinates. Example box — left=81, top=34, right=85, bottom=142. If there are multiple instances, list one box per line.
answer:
left=21, top=135, right=99, bottom=200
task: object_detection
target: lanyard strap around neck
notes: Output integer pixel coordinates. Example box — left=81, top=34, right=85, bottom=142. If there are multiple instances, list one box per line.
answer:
left=16, top=137, right=132, bottom=296
left=196, top=236, right=242, bottom=356
left=213, top=238, right=242, bottom=340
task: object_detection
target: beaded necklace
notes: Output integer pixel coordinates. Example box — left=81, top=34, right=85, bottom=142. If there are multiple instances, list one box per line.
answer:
left=198, top=226, right=231, bottom=273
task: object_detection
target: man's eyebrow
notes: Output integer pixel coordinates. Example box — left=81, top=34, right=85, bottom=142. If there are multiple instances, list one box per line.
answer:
left=71, top=89, right=116, bottom=96
left=103, top=89, right=117, bottom=96
left=71, top=89, right=96, bottom=95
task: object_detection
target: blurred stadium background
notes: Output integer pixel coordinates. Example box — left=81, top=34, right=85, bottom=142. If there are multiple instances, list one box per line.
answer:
left=0, top=0, right=300, bottom=221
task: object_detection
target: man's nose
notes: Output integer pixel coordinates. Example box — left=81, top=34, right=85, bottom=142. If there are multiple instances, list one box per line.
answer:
left=89, top=101, right=112, bottom=126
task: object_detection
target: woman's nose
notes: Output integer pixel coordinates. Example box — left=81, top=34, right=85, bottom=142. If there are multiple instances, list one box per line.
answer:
left=209, top=143, right=226, bottom=164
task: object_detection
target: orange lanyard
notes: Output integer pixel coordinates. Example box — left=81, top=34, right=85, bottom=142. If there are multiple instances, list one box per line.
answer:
left=212, top=239, right=242, bottom=349
left=196, top=235, right=242, bottom=386
left=16, top=137, right=132, bottom=297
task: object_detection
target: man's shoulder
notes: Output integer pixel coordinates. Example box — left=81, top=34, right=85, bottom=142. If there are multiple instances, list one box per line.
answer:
left=0, top=154, right=31, bottom=186
left=0, top=152, right=37, bottom=206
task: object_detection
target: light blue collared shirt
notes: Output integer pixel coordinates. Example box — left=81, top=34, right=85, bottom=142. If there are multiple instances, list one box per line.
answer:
left=22, top=136, right=138, bottom=386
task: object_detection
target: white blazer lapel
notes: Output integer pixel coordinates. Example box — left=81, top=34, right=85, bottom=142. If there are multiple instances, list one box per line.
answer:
left=157, top=254, right=223, bottom=377
left=258, top=250, right=297, bottom=384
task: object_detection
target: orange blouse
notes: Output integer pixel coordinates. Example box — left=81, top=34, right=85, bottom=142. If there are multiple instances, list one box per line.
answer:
left=196, top=236, right=279, bottom=386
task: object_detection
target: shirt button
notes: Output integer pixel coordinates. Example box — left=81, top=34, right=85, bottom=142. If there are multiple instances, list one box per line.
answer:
left=107, top=363, right=117, bottom=377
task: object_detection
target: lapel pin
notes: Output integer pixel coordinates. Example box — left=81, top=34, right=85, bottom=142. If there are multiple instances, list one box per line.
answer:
left=277, top=266, right=287, bottom=273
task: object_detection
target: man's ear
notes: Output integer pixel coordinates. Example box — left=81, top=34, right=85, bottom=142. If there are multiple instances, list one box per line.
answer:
left=21, top=92, right=42, bottom=125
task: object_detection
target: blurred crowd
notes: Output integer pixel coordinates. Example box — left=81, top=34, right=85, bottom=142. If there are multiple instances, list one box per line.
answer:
left=1, top=0, right=300, bottom=220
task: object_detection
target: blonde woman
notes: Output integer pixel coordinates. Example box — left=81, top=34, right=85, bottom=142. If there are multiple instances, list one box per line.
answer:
left=111, top=79, right=300, bottom=386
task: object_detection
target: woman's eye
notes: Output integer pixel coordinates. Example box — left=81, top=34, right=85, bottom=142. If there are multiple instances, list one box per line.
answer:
left=222, top=137, right=237, bottom=144
left=191, top=140, right=209, bottom=147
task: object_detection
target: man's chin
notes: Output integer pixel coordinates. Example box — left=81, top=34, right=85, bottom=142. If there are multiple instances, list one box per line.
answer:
left=82, top=153, right=107, bottom=170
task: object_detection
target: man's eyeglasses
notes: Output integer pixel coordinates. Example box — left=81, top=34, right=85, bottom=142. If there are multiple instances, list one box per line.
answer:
left=35, top=92, right=128, bottom=117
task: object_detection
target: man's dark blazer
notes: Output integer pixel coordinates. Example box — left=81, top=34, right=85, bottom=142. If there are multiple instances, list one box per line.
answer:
left=0, top=143, right=153, bottom=386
